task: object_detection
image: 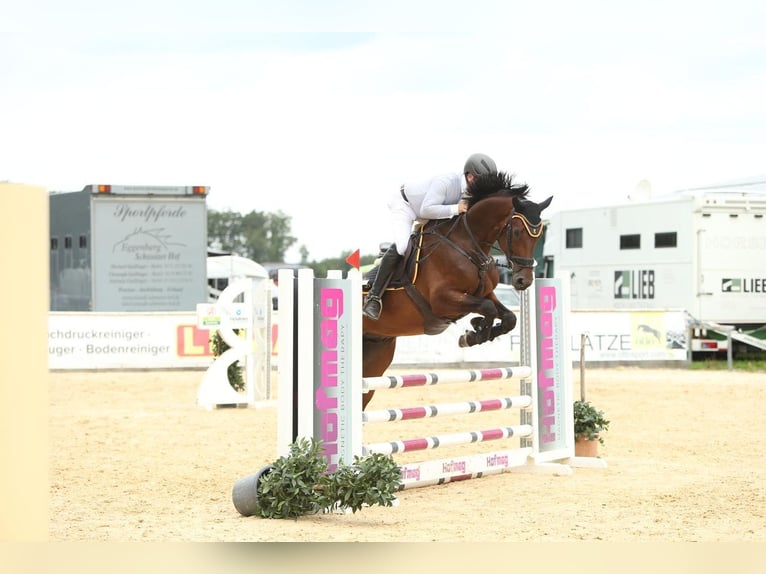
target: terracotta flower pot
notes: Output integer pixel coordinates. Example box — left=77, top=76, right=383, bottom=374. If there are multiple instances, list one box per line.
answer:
left=574, top=435, right=600, bottom=457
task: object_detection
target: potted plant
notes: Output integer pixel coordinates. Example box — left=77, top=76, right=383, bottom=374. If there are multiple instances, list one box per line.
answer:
left=232, top=438, right=402, bottom=519
left=210, top=329, right=245, bottom=392
left=573, top=399, right=610, bottom=457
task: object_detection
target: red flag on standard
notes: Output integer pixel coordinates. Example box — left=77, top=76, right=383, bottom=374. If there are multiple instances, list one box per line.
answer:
left=345, top=249, right=360, bottom=269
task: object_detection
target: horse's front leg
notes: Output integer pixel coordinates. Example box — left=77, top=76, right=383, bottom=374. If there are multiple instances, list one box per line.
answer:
left=488, top=299, right=517, bottom=341
left=362, top=335, right=397, bottom=411
left=464, top=305, right=516, bottom=345
left=457, top=297, right=498, bottom=347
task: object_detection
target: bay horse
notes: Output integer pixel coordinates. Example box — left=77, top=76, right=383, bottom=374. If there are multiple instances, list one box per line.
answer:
left=361, top=171, right=552, bottom=409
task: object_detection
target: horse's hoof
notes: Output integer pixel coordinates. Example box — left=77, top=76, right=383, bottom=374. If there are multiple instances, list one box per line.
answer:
left=458, top=331, right=474, bottom=348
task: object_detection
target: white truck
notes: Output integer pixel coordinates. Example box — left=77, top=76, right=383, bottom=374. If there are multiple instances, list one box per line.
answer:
left=49, top=184, right=209, bottom=312
left=541, top=183, right=766, bottom=355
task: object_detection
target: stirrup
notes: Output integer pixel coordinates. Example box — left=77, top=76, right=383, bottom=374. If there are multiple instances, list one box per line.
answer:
left=363, top=295, right=382, bottom=320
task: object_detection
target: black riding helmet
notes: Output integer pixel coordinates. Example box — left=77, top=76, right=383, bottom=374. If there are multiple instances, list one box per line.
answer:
left=464, top=153, right=497, bottom=177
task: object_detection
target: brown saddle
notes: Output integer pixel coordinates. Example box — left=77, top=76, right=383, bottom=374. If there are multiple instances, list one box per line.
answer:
left=362, top=226, right=422, bottom=288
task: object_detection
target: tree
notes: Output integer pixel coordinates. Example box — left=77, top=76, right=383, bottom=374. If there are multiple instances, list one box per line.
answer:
left=208, top=208, right=297, bottom=262
left=207, top=209, right=246, bottom=254
left=298, top=245, right=310, bottom=265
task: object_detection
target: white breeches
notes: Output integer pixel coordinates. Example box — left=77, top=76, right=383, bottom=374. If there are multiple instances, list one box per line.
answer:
left=386, top=194, right=417, bottom=256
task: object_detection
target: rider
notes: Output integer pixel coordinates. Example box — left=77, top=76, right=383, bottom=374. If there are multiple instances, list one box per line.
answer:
left=362, top=152, right=498, bottom=320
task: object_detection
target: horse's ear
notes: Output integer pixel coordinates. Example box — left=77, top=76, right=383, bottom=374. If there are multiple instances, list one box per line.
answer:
left=539, top=196, right=553, bottom=210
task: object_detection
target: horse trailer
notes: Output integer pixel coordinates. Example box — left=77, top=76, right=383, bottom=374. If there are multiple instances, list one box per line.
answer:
left=49, top=184, right=209, bottom=312
left=541, top=183, right=766, bottom=354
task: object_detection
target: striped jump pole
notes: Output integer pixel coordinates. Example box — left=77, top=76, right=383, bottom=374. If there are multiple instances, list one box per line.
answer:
left=363, top=424, right=533, bottom=456
left=362, top=395, right=533, bottom=423
left=362, top=366, right=532, bottom=391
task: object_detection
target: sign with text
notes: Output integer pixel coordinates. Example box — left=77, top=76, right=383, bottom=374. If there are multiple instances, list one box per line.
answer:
left=90, top=196, right=207, bottom=311
left=534, top=279, right=568, bottom=455
left=389, top=309, right=688, bottom=364
left=311, top=278, right=356, bottom=472
left=195, top=303, right=250, bottom=330
left=49, top=312, right=212, bottom=369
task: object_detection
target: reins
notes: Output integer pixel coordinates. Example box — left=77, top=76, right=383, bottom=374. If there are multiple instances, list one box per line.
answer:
left=417, top=205, right=542, bottom=296
left=420, top=215, right=494, bottom=270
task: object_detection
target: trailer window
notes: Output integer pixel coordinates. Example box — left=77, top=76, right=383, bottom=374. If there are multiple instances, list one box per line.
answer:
left=543, top=256, right=555, bottom=278
left=565, top=228, right=582, bottom=248
left=654, top=232, right=677, bottom=248
left=620, top=234, right=640, bottom=249
left=64, top=236, right=73, bottom=249
left=79, top=235, right=87, bottom=249
left=51, top=237, right=58, bottom=251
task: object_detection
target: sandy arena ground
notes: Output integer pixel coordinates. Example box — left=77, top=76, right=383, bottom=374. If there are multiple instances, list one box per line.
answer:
left=49, top=366, right=766, bottom=542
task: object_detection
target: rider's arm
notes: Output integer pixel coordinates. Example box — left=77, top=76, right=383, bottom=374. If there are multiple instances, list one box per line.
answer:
left=420, top=175, right=462, bottom=219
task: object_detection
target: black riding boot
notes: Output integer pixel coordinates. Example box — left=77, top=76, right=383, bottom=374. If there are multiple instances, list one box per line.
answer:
left=363, top=246, right=402, bottom=320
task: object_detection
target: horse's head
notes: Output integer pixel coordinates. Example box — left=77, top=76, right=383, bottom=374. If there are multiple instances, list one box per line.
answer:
left=500, top=194, right=552, bottom=290
left=465, top=171, right=552, bottom=291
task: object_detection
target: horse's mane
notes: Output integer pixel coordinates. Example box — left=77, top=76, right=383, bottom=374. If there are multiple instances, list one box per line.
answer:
left=465, top=171, right=529, bottom=209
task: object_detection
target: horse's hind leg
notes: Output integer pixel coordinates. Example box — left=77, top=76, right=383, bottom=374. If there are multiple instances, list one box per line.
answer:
left=362, top=336, right=397, bottom=410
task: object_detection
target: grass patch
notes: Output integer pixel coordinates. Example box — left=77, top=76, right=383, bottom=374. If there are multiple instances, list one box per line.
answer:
left=689, top=356, right=766, bottom=372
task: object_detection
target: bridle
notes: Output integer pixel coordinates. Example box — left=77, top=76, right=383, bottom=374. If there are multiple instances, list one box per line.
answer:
left=496, top=212, right=544, bottom=271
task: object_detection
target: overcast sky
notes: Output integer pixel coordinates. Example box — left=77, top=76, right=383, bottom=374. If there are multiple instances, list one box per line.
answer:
left=2, top=1, right=764, bottom=261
